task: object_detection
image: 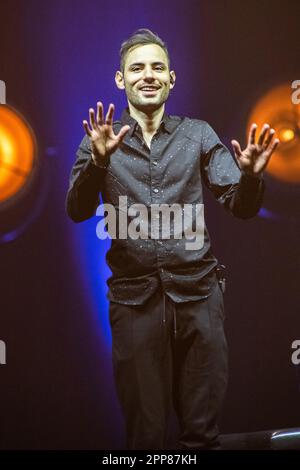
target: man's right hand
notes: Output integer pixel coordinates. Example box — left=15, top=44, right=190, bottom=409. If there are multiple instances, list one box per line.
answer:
left=83, top=102, right=130, bottom=166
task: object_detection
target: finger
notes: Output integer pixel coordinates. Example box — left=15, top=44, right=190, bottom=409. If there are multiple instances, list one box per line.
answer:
left=117, top=125, right=131, bottom=143
left=231, top=139, right=242, bottom=157
left=89, top=108, right=97, bottom=129
left=83, top=120, right=92, bottom=137
left=266, top=138, right=280, bottom=157
left=248, top=123, right=257, bottom=146
left=260, top=138, right=280, bottom=171
left=263, top=128, right=275, bottom=148
left=96, top=101, right=104, bottom=126
left=105, top=103, right=115, bottom=126
left=257, top=123, right=270, bottom=146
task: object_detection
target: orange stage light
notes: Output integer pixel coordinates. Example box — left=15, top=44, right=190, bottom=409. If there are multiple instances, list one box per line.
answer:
left=0, top=105, right=37, bottom=204
left=247, top=83, right=300, bottom=183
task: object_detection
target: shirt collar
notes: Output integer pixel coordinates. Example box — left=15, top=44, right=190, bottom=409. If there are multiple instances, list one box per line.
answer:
left=120, top=107, right=177, bottom=136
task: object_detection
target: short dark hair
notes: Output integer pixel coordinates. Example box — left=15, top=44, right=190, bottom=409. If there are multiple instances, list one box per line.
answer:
left=119, top=28, right=170, bottom=74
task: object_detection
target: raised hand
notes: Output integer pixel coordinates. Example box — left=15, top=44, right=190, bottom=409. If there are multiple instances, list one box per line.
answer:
left=231, top=123, right=280, bottom=177
left=83, top=102, right=130, bottom=166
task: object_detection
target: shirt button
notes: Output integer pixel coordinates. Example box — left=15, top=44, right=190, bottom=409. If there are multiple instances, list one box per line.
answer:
left=153, top=188, right=159, bottom=193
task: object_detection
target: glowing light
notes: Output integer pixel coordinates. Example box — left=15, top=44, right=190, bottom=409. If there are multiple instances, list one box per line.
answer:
left=247, top=83, right=300, bottom=183
left=0, top=105, right=36, bottom=203
left=278, top=128, right=295, bottom=143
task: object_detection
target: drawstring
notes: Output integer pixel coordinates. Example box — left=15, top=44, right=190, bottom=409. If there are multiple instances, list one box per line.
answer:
left=162, top=292, right=166, bottom=324
left=173, top=304, right=177, bottom=338
left=162, top=292, right=177, bottom=338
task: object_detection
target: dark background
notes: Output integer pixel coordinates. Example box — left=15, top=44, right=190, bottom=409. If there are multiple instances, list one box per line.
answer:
left=0, top=0, right=299, bottom=449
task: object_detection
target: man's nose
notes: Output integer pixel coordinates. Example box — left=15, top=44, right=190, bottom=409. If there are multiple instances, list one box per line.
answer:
left=142, top=66, right=155, bottom=80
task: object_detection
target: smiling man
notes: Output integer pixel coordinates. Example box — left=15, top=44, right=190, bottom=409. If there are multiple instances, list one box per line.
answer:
left=114, top=40, right=175, bottom=149
left=66, top=28, right=279, bottom=450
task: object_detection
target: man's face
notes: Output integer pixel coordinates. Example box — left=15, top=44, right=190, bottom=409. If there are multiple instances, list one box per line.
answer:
left=116, top=43, right=175, bottom=112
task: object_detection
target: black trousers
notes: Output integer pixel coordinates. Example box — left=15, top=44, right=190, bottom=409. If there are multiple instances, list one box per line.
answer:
left=109, top=277, right=228, bottom=450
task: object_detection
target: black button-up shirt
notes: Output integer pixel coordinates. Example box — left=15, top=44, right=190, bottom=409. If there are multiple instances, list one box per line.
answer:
left=66, top=107, right=265, bottom=305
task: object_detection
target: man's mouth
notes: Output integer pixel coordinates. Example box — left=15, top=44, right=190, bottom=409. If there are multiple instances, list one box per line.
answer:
left=139, top=86, right=160, bottom=95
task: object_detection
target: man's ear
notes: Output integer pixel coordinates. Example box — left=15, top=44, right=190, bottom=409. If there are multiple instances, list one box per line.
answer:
left=169, top=71, right=176, bottom=89
left=115, top=71, right=125, bottom=90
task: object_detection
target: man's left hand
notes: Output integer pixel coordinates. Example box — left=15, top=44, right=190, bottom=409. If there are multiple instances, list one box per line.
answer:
left=231, top=123, right=280, bottom=177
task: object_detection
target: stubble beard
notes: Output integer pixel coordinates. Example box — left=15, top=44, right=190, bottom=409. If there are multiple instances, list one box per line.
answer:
left=125, top=84, right=170, bottom=113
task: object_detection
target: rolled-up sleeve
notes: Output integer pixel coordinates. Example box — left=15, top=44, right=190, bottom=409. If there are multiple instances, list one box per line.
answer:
left=200, top=122, right=265, bottom=219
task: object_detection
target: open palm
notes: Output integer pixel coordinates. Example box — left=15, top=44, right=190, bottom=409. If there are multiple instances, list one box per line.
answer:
left=83, top=102, right=130, bottom=164
left=231, top=123, right=280, bottom=176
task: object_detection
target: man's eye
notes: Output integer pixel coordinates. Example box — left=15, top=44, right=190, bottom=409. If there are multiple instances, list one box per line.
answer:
left=155, top=67, right=163, bottom=71
left=132, top=67, right=141, bottom=72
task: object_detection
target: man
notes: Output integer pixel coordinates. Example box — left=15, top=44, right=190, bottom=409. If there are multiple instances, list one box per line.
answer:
left=66, top=28, right=279, bottom=450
